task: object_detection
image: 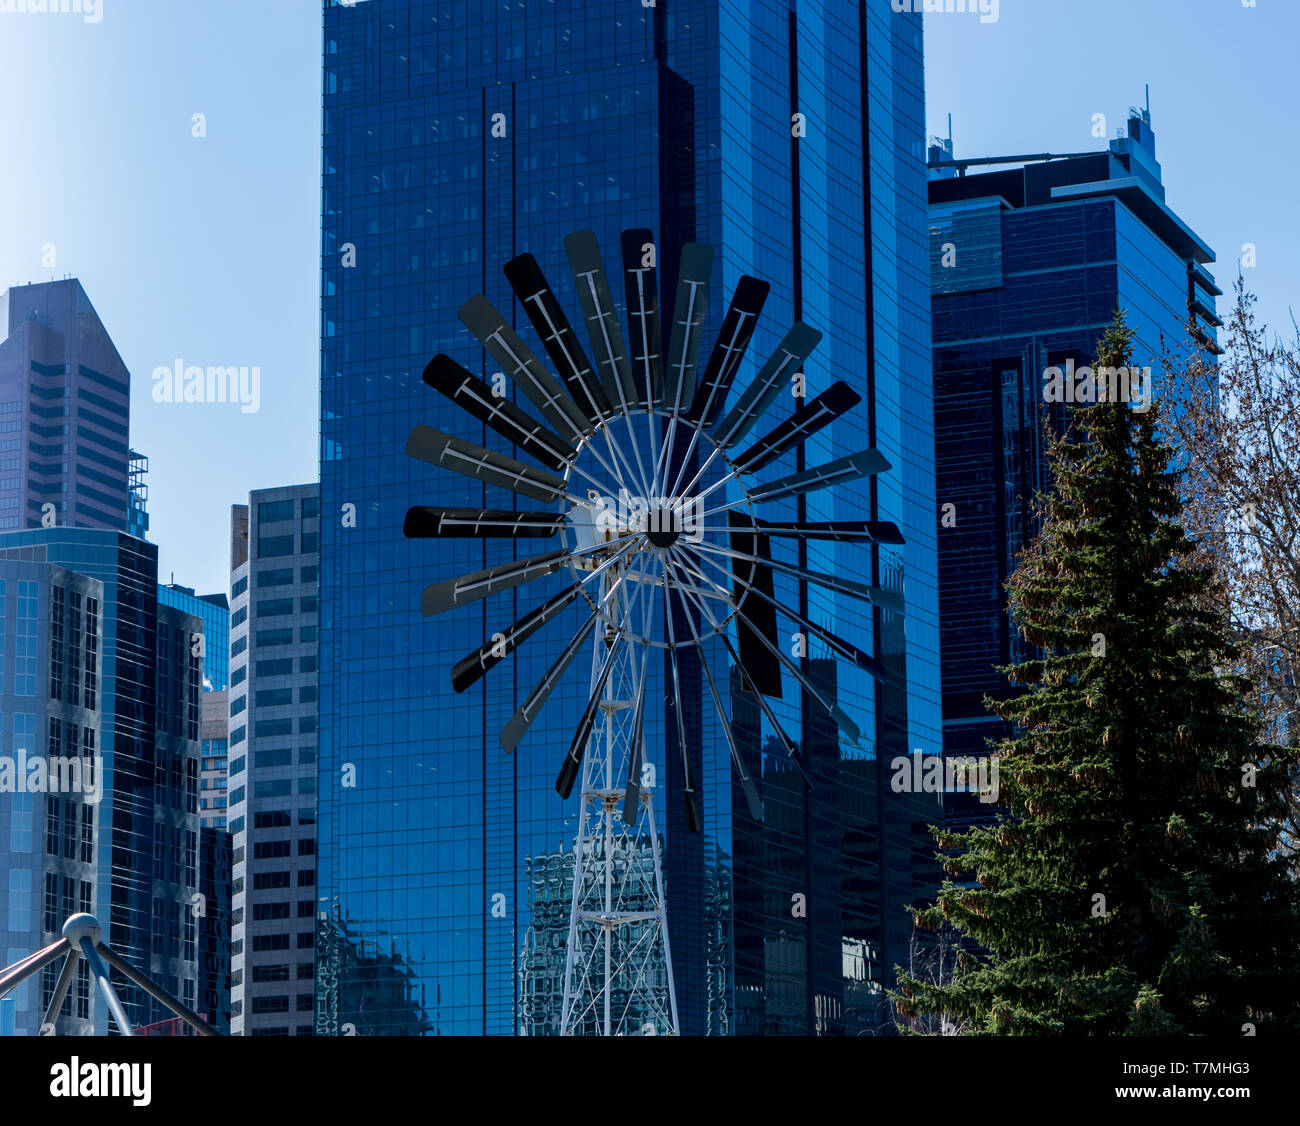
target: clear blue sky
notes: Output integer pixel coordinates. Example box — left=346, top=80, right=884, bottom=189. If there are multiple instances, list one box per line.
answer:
left=1, top=0, right=1293, bottom=596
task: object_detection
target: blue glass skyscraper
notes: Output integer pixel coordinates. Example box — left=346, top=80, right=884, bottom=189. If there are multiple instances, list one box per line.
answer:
left=318, top=0, right=939, bottom=1034
left=928, top=107, right=1220, bottom=823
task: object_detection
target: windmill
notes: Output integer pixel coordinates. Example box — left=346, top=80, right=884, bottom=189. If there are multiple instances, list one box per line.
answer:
left=404, top=229, right=904, bottom=1034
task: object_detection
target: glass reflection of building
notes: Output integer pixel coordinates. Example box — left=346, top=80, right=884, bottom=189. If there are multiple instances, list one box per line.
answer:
left=317, top=0, right=940, bottom=1034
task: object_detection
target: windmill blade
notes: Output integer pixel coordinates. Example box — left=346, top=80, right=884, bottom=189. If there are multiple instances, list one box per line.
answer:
left=420, top=548, right=572, bottom=617
left=556, top=632, right=624, bottom=798
left=713, top=323, right=823, bottom=448
left=621, top=228, right=663, bottom=409
left=663, top=589, right=702, bottom=832
left=733, top=381, right=862, bottom=474
left=406, top=425, right=567, bottom=504
left=422, top=354, right=575, bottom=471
left=459, top=294, right=591, bottom=441
left=450, top=583, right=583, bottom=693
left=662, top=555, right=764, bottom=818
left=404, top=507, right=565, bottom=539
left=686, top=537, right=905, bottom=614
left=448, top=537, right=641, bottom=695
left=745, top=449, right=891, bottom=505
left=662, top=243, right=714, bottom=415
left=688, top=276, right=769, bottom=427
left=728, top=513, right=781, bottom=698
left=670, top=568, right=809, bottom=788
left=752, top=518, right=906, bottom=546
left=505, top=253, right=612, bottom=426
left=501, top=612, right=601, bottom=754
left=689, top=633, right=762, bottom=821
left=565, top=230, right=638, bottom=414
left=621, top=653, right=648, bottom=825
left=715, top=529, right=889, bottom=682
left=668, top=547, right=864, bottom=745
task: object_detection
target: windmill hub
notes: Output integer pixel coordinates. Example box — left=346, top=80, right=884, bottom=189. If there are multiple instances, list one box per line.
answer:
left=644, top=505, right=682, bottom=548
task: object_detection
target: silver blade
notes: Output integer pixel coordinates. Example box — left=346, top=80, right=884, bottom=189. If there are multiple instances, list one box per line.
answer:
left=684, top=537, right=905, bottom=613
left=505, top=252, right=612, bottom=425
left=422, top=353, right=575, bottom=471
left=732, top=380, right=861, bottom=474
left=406, top=425, right=567, bottom=504
left=459, top=294, right=591, bottom=441
left=556, top=632, right=624, bottom=797
left=688, top=275, right=769, bottom=427
left=420, top=548, right=571, bottom=616
left=745, top=449, right=891, bottom=505
left=502, top=613, right=600, bottom=754
left=669, top=547, right=864, bottom=745
left=662, top=243, right=714, bottom=414
left=621, top=228, right=663, bottom=409
left=403, top=507, right=565, bottom=539
left=713, top=322, right=823, bottom=448
left=565, top=230, right=638, bottom=414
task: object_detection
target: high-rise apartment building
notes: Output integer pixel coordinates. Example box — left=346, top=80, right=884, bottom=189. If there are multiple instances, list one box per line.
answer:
left=928, top=107, right=1219, bottom=824
left=0, top=280, right=132, bottom=533
left=226, top=484, right=319, bottom=1036
left=0, top=528, right=203, bottom=1034
left=317, top=0, right=939, bottom=1035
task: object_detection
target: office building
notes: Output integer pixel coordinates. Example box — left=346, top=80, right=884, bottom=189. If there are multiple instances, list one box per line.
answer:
left=928, top=105, right=1219, bottom=823
left=316, top=0, right=939, bottom=1035
left=0, top=280, right=132, bottom=533
left=0, top=528, right=203, bottom=1034
left=226, top=484, right=319, bottom=1036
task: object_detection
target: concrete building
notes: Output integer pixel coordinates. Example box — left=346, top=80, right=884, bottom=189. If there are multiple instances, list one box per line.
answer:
left=227, top=484, right=319, bottom=1036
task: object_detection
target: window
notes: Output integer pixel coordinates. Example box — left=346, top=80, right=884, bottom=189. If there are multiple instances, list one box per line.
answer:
left=230, top=785, right=245, bottom=805
left=297, top=869, right=314, bottom=886
left=256, top=779, right=292, bottom=798
left=231, top=636, right=247, bottom=658
left=257, top=534, right=295, bottom=558
left=254, top=840, right=292, bottom=859
left=300, top=566, right=318, bottom=584
left=253, top=901, right=291, bottom=920
left=251, top=995, right=289, bottom=1014
left=254, top=811, right=292, bottom=829
left=297, top=994, right=314, bottom=1012
left=301, top=533, right=319, bottom=554
left=253, top=871, right=292, bottom=890
left=253, top=964, right=290, bottom=982
left=297, top=900, right=315, bottom=918
left=256, top=719, right=293, bottom=738
left=256, top=658, right=293, bottom=677
left=231, top=606, right=248, bottom=628
left=231, top=665, right=246, bottom=687
left=297, top=961, right=314, bottom=978
left=257, top=629, right=293, bottom=648
left=301, top=496, right=319, bottom=519
left=232, top=575, right=248, bottom=598
left=298, top=838, right=315, bottom=855
left=299, top=596, right=318, bottom=614
left=299, top=686, right=318, bottom=704
left=230, top=755, right=245, bottom=777
left=297, top=931, right=313, bottom=947
left=251, top=934, right=290, bottom=951
left=257, top=598, right=294, bottom=618
left=257, top=568, right=294, bottom=588
left=299, top=655, right=317, bottom=674
left=230, top=695, right=246, bottom=716
left=298, top=717, right=317, bottom=735
left=230, top=726, right=246, bottom=746
left=258, top=500, right=295, bottom=523
left=255, top=748, right=292, bottom=767
left=256, top=688, right=293, bottom=708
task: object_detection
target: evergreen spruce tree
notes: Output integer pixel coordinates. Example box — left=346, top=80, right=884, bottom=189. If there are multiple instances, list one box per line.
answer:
left=893, top=314, right=1300, bottom=1034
